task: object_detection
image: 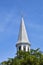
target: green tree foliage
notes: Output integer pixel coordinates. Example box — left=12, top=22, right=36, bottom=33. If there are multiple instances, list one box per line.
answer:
left=1, top=48, right=43, bottom=65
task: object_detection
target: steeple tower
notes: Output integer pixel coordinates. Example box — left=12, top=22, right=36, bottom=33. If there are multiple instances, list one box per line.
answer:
left=16, top=17, right=30, bottom=52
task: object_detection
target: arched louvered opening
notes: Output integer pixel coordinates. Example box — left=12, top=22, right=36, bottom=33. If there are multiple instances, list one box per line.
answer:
left=23, top=46, right=26, bottom=51
left=19, top=46, right=21, bottom=51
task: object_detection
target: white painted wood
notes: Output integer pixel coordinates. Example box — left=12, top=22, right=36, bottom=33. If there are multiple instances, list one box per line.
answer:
left=16, top=18, right=30, bottom=52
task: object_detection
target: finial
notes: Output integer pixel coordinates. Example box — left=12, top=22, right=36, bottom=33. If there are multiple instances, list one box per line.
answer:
left=20, top=11, right=24, bottom=19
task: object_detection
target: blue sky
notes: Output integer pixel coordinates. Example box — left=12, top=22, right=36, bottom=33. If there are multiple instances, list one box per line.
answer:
left=0, top=0, right=43, bottom=62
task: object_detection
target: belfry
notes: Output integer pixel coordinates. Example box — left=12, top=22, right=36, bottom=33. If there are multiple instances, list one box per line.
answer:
left=16, top=17, right=31, bottom=52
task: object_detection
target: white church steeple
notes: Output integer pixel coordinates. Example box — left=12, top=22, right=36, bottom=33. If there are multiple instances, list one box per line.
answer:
left=16, top=17, right=30, bottom=52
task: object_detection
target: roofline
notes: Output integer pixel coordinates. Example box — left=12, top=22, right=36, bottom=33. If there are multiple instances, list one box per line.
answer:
left=16, top=42, right=31, bottom=47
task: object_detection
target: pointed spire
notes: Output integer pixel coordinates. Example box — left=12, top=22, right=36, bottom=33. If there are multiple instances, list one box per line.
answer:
left=16, top=17, right=30, bottom=45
